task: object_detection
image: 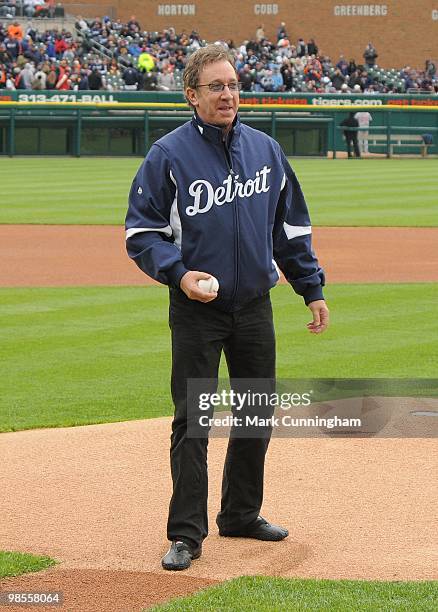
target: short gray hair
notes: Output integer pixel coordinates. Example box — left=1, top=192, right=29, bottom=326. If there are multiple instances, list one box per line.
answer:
left=183, top=44, right=236, bottom=92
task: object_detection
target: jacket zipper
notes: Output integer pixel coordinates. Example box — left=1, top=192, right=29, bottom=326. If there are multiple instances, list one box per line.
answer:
left=223, top=138, right=239, bottom=305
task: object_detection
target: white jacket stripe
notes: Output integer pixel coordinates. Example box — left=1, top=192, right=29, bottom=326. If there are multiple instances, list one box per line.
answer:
left=283, top=223, right=312, bottom=240
left=280, top=172, right=286, bottom=191
left=169, top=170, right=182, bottom=249
left=126, top=226, right=172, bottom=240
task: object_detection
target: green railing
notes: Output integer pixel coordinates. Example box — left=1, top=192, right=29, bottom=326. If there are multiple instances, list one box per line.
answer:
left=0, top=101, right=437, bottom=157
left=0, top=103, right=332, bottom=157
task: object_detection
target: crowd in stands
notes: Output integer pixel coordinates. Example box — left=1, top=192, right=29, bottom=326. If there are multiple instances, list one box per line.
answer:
left=0, top=14, right=437, bottom=94
left=0, top=1, right=62, bottom=19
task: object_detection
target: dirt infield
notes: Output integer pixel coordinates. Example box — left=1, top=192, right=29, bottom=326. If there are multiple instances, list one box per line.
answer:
left=1, top=420, right=437, bottom=612
left=1, top=225, right=438, bottom=286
left=1, top=224, right=437, bottom=611
left=0, top=569, right=216, bottom=612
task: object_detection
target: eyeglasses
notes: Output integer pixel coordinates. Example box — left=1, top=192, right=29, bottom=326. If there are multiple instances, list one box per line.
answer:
left=197, top=81, right=242, bottom=92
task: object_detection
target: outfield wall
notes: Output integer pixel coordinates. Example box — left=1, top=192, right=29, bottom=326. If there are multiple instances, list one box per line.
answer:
left=0, top=98, right=437, bottom=156
left=62, top=0, right=438, bottom=68
left=1, top=90, right=438, bottom=106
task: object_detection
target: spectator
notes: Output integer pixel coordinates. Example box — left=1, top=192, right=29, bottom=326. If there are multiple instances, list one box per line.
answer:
left=55, top=34, right=67, bottom=58
left=45, top=36, right=56, bottom=59
left=277, top=22, right=287, bottom=41
left=18, top=62, right=35, bottom=89
left=255, top=24, right=265, bottom=43
left=359, top=69, right=372, bottom=90
left=35, top=1, right=56, bottom=18
left=271, top=65, right=283, bottom=91
left=5, top=71, right=15, bottom=89
left=45, top=64, right=57, bottom=88
left=32, top=65, right=47, bottom=89
left=62, top=43, right=77, bottom=64
left=0, top=1, right=17, bottom=18
left=157, top=65, right=175, bottom=90
left=296, top=38, right=307, bottom=57
left=108, top=58, right=120, bottom=74
left=425, top=59, right=436, bottom=78
left=0, top=42, right=9, bottom=64
left=304, top=57, right=322, bottom=83
left=88, top=67, right=103, bottom=89
left=0, top=63, right=6, bottom=88
left=24, top=0, right=41, bottom=18
left=347, top=69, right=362, bottom=89
left=321, top=75, right=335, bottom=93
left=89, top=18, right=103, bottom=37
left=78, top=69, right=89, bottom=89
left=260, top=68, right=274, bottom=91
left=56, top=66, right=71, bottom=90
left=7, top=21, right=23, bottom=41
left=122, top=63, right=140, bottom=90
left=320, top=55, right=333, bottom=74
left=281, top=60, right=294, bottom=91
left=363, top=43, right=378, bottom=67
left=142, top=71, right=157, bottom=91
left=331, top=68, right=346, bottom=90
left=348, top=58, right=357, bottom=74
left=138, top=51, right=155, bottom=73
left=239, top=63, right=254, bottom=91
left=307, top=38, right=318, bottom=56
left=336, top=55, right=349, bottom=76
left=75, top=15, right=89, bottom=34
left=127, top=15, right=141, bottom=33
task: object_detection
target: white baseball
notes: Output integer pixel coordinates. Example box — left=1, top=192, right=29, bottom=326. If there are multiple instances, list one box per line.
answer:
left=198, top=276, right=219, bottom=293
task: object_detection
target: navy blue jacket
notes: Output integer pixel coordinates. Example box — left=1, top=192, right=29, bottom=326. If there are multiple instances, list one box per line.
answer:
left=125, top=113, right=325, bottom=311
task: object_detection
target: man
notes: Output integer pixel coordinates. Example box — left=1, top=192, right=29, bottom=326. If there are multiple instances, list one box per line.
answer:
left=354, top=110, right=372, bottom=155
left=6, top=21, right=22, bottom=41
left=88, top=67, right=103, bottom=90
left=341, top=111, right=361, bottom=158
left=157, top=65, right=175, bottom=91
left=25, top=0, right=45, bottom=18
left=331, top=68, right=347, bottom=91
left=238, top=63, right=254, bottom=92
left=363, top=43, right=378, bottom=68
left=296, top=38, right=307, bottom=57
left=121, top=63, right=139, bottom=90
left=281, top=60, right=294, bottom=91
left=125, top=45, right=328, bottom=571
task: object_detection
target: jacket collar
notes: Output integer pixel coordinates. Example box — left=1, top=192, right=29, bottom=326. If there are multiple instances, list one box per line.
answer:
left=191, top=111, right=241, bottom=146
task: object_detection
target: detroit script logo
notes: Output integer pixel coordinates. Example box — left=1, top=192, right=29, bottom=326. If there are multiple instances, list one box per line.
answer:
left=186, top=165, right=272, bottom=216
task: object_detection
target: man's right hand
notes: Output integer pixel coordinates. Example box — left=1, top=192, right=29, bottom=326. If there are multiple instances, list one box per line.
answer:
left=180, top=271, right=218, bottom=303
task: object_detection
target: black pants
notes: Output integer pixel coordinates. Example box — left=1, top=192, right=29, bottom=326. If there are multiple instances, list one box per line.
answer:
left=345, top=133, right=361, bottom=158
left=167, top=289, right=276, bottom=550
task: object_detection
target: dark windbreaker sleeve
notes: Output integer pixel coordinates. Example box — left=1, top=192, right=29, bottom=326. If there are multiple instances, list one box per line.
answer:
left=125, top=144, right=188, bottom=288
left=272, top=149, right=325, bottom=305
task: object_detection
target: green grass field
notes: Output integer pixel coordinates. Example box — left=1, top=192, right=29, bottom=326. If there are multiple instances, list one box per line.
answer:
left=0, top=551, right=57, bottom=578
left=149, top=576, right=438, bottom=611
left=0, top=158, right=437, bottom=226
left=1, top=156, right=436, bottom=606
left=1, top=283, right=436, bottom=432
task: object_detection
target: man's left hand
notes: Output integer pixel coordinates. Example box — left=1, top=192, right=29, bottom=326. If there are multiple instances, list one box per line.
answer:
left=307, top=300, right=329, bottom=334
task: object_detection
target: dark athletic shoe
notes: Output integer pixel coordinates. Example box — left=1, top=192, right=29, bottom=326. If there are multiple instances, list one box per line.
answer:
left=219, top=516, right=289, bottom=541
left=161, top=541, right=202, bottom=571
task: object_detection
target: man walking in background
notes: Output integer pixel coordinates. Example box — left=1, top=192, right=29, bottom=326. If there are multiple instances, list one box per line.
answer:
left=125, top=45, right=329, bottom=571
left=341, top=111, right=361, bottom=158
left=355, top=110, right=373, bottom=155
